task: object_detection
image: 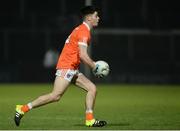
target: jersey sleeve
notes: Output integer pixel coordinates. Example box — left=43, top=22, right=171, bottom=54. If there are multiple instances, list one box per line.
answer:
left=77, top=30, right=90, bottom=46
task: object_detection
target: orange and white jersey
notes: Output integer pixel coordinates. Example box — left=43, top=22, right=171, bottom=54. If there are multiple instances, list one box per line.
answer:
left=56, top=22, right=91, bottom=70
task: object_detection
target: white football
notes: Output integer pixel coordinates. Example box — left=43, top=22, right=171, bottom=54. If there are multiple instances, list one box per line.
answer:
left=95, top=60, right=110, bottom=77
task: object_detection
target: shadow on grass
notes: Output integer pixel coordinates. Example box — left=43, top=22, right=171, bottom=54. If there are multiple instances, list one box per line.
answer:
left=74, top=122, right=130, bottom=127
left=108, top=123, right=130, bottom=126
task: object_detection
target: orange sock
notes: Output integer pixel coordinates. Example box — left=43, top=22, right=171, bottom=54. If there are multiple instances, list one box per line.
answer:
left=21, top=105, right=30, bottom=113
left=86, top=112, right=94, bottom=120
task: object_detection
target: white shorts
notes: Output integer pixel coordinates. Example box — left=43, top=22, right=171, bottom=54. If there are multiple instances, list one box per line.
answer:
left=55, top=69, right=81, bottom=82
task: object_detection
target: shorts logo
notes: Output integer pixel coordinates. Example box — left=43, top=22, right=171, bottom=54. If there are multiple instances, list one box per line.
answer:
left=66, top=73, right=72, bottom=78
left=56, top=69, right=79, bottom=82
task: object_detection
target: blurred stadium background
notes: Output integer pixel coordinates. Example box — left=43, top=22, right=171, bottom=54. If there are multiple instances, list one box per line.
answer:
left=1, top=0, right=180, bottom=130
left=0, top=0, right=180, bottom=84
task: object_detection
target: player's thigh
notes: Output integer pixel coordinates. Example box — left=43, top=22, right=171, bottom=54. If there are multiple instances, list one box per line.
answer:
left=75, top=73, right=96, bottom=92
left=52, top=76, right=70, bottom=95
left=53, top=69, right=77, bottom=95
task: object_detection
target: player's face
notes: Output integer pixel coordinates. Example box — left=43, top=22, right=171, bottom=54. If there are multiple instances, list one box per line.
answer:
left=90, top=11, right=100, bottom=27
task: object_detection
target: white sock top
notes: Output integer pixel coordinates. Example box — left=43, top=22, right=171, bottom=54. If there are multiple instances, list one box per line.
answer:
left=27, top=103, right=33, bottom=109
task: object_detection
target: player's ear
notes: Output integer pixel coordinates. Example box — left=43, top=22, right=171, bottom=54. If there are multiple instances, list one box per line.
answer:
left=85, top=14, right=92, bottom=21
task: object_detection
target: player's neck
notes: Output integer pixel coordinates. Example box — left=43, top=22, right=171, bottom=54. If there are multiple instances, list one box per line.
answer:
left=83, top=21, right=92, bottom=30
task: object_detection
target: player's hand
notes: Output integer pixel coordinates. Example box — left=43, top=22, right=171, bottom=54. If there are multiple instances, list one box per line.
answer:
left=92, top=63, right=99, bottom=74
left=96, top=74, right=104, bottom=78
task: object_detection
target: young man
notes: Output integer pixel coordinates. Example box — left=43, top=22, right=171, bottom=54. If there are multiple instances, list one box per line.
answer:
left=14, top=6, right=106, bottom=127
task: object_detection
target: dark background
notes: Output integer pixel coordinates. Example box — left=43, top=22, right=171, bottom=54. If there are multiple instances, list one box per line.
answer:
left=0, top=0, right=180, bottom=84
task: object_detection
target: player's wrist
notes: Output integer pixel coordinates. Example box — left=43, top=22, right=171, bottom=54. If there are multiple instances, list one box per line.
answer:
left=92, top=61, right=96, bottom=69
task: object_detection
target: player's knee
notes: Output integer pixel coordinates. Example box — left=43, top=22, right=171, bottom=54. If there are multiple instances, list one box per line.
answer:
left=50, top=93, right=61, bottom=102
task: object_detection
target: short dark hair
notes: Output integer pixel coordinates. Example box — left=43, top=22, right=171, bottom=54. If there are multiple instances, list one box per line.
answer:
left=80, top=6, right=99, bottom=18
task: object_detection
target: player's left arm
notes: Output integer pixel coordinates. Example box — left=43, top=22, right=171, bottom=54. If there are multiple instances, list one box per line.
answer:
left=79, top=44, right=95, bottom=69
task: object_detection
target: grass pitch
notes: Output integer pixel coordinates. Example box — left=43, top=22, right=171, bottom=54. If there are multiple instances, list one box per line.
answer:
left=0, top=84, right=180, bottom=130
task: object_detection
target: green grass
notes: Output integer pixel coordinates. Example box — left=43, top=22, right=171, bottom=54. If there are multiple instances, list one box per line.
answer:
left=0, top=84, right=180, bottom=130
